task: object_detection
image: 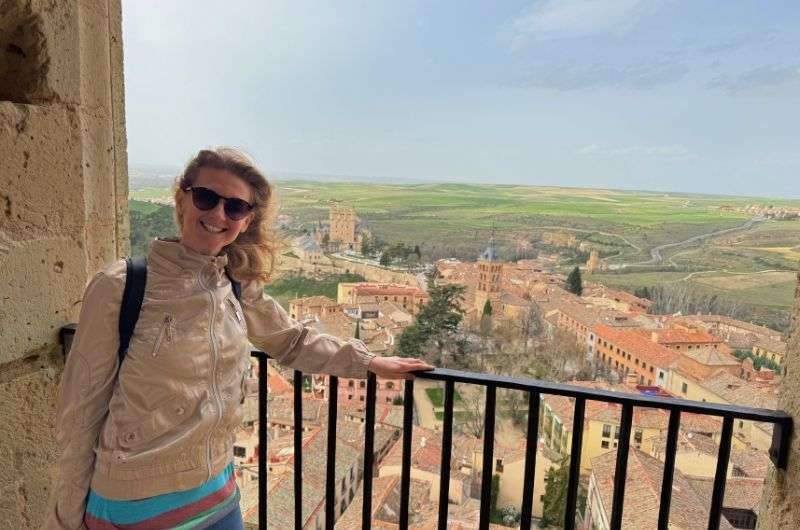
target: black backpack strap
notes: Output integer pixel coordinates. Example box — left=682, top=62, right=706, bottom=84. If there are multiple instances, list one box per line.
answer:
left=118, top=256, right=147, bottom=362
left=226, top=268, right=241, bottom=302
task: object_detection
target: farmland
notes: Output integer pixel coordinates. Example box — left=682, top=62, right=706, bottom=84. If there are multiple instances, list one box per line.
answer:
left=129, top=180, right=800, bottom=328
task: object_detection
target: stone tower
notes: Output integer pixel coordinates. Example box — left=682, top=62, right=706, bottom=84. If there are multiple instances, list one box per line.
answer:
left=329, top=205, right=358, bottom=251
left=475, top=236, right=503, bottom=314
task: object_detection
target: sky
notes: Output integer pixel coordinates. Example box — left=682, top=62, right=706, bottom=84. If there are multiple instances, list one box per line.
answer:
left=122, top=1, right=800, bottom=198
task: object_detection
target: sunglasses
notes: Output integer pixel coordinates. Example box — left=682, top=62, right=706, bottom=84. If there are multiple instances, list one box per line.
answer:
left=183, top=186, right=254, bottom=221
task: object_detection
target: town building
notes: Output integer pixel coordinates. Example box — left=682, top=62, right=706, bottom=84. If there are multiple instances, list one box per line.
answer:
left=592, top=324, right=679, bottom=386
left=288, top=295, right=342, bottom=320
left=474, top=236, right=504, bottom=316
left=337, top=282, right=429, bottom=315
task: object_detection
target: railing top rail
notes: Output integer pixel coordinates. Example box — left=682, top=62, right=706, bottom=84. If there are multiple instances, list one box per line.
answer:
left=412, top=367, right=791, bottom=424
left=58, top=323, right=791, bottom=427
left=248, top=349, right=789, bottom=425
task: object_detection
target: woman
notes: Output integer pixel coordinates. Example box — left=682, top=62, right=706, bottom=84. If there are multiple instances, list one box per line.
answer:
left=47, top=148, right=433, bottom=529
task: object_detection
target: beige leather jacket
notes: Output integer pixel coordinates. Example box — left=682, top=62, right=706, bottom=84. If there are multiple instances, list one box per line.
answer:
left=46, top=239, right=375, bottom=529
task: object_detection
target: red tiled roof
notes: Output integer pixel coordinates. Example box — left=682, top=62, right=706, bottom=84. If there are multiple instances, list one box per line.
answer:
left=593, top=324, right=680, bottom=368
left=354, top=283, right=427, bottom=297
left=648, top=328, right=723, bottom=344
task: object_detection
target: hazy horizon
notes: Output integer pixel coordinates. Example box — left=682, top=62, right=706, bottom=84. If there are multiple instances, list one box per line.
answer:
left=124, top=1, right=800, bottom=199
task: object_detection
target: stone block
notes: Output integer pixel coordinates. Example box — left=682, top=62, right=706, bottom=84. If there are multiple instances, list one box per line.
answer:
left=0, top=234, right=86, bottom=364
left=0, top=102, right=84, bottom=240
left=0, top=362, right=62, bottom=530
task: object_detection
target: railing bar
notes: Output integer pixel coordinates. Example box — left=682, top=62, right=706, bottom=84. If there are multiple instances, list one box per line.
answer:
left=564, top=397, right=585, bottom=530
left=361, top=373, right=377, bottom=530
left=57, top=331, right=794, bottom=425
left=399, top=379, right=415, bottom=530
left=478, top=386, right=497, bottom=530
left=255, top=352, right=267, bottom=530
left=325, top=376, right=338, bottom=530
left=294, top=370, right=303, bottom=530
left=708, top=416, right=734, bottom=530
left=412, top=368, right=789, bottom=423
left=657, top=409, right=681, bottom=529
left=610, top=403, right=634, bottom=530
left=437, top=380, right=455, bottom=530
left=519, top=391, right=540, bottom=530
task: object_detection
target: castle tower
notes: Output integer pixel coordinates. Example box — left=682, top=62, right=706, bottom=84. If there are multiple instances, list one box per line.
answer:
left=475, top=236, right=503, bottom=314
left=329, top=205, right=358, bottom=251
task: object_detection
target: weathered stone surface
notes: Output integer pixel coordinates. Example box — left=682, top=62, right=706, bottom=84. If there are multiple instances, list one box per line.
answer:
left=0, top=102, right=84, bottom=239
left=759, top=272, right=800, bottom=529
left=0, top=358, right=62, bottom=530
left=0, top=0, right=128, bottom=527
left=0, top=234, right=86, bottom=364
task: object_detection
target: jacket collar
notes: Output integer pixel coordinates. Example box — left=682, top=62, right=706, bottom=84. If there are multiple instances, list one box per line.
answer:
left=148, top=238, right=229, bottom=279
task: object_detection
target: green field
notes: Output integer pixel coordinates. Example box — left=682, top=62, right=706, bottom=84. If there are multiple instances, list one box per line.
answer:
left=129, top=181, right=800, bottom=327
left=263, top=272, right=366, bottom=309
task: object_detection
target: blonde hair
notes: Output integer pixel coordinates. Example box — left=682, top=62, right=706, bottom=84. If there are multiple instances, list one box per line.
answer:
left=174, top=147, right=280, bottom=284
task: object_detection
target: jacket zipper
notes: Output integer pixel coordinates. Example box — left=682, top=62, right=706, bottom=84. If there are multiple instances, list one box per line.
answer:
left=151, top=315, right=173, bottom=356
left=205, top=282, right=224, bottom=482
left=227, top=298, right=245, bottom=330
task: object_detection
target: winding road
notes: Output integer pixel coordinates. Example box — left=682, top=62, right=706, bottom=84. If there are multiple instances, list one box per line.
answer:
left=614, top=215, right=765, bottom=269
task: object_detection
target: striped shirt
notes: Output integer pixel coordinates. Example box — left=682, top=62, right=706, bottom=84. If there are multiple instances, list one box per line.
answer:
left=84, top=462, right=239, bottom=529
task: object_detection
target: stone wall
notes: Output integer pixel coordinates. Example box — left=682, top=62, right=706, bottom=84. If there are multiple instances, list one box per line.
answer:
left=0, top=1, right=127, bottom=527
left=759, top=271, right=800, bottom=528
left=278, top=253, right=420, bottom=286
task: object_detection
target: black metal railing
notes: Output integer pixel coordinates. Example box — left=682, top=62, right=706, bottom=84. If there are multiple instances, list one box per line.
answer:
left=249, top=352, right=792, bottom=530
left=56, top=327, right=793, bottom=530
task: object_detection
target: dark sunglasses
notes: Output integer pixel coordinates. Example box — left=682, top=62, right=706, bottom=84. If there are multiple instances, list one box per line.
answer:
left=183, top=186, right=254, bottom=221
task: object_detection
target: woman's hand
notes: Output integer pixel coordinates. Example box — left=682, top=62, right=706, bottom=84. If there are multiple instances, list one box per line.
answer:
left=367, top=356, right=435, bottom=380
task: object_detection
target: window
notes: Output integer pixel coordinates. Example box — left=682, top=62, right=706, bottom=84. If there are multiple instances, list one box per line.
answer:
left=635, top=358, right=639, bottom=366
left=359, top=381, right=366, bottom=388
left=634, top=430, right=642, bottom=444
left=233, top=446, right=246, bottom=458
left=739, top=420, right=744, bottom=429
left=681, top=382, right=688, bottom=394
left=359, top=395, right=365, bottom=402
left=602, top=424, right=611, bottom=438
left=601, top=440, right=609, bottom=449
left=386, top=382, right=394, bottom=390
left=614, top=427, right=620, bottom=439
left=496, top=458, right=504, bottom=473
left=348, top=380, right=354, bottom=388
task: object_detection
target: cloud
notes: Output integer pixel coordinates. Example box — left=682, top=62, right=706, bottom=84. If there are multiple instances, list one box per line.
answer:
left=577, top=144, right=691, bottom=158
left=520, top=60, right=688, bottom=90
left=707, top=64, right=800, bottom=94
left=697, top=31, right=778, bottom=56
left=510, top=0, right=665, bottom=48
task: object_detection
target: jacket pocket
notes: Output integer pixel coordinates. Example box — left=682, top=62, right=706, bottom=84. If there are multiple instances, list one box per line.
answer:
left=227, top=297, right=247, bottom=334
left=240, top=370, right=248, bottom=404
left=151, top=314, right=174, bottom=357
left=118, top=396, right=192, bottom=452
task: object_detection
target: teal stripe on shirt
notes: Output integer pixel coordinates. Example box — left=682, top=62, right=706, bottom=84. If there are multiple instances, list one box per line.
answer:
left=86, top=463, right=234, bottom=524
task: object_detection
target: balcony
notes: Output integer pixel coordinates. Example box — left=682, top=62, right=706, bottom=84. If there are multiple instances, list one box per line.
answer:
left=58, top=327, right=793, bottom=529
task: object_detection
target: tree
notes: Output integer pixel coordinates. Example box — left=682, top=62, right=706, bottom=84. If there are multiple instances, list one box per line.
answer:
left=541, top=456, right=570, bottom=528
left=565, top=266, right=583, bottom=296
left=379, top=252, right=392, bottom=267
left=482, top=300, right=493, bottom=316
left=413, top=244, right=421, bottom=259
left=395, top=283, right=466, bottom=364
